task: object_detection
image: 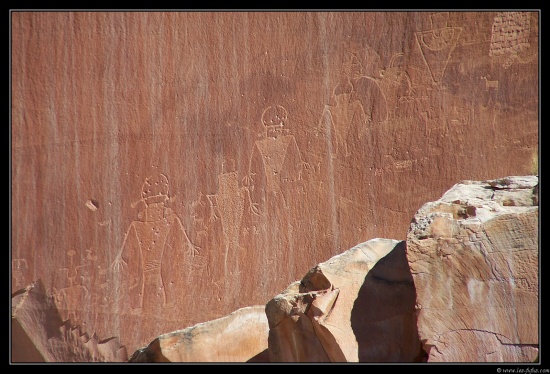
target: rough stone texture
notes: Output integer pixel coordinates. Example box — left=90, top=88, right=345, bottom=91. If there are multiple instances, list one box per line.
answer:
left=406, top=175, right=539, bottom=362
left=11, top=280, right=127, bottom=362
left=11, top=11, right=539, bottom=358
left=266, top=238, right=422, bottom=362
left=128, top=305, right=269, bottom=362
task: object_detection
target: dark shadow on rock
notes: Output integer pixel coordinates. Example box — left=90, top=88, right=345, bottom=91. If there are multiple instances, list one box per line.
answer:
left=246, top=348, right=270, bottom=363
left=11, top=318, right=47, bottom=362
left=350, top=240, right=423, bottom=362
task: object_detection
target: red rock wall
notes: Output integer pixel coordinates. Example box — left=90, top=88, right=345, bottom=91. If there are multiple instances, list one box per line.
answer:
left=11, top=11, right=539, bottom=358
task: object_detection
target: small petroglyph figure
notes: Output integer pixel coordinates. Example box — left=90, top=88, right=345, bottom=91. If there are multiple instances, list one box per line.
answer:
left=377, top=52, right=413, bottom=120
left=50, top=250, right=95, bottom=325
left=112, top=174, right=201, bottom=310
left=480, top=76, right=499, bottom=91
left=55, top=264, right=93, bottom=325
left=448, top=106, right=471, bottom=127
left=12, top=258, right=28, bottom=289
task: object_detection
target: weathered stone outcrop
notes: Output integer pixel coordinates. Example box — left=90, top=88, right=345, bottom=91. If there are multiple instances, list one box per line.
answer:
left=406, top=175, right=539, bottom=362
left=11, top=280, right=127, bottom=362
left=128, top=305, right=269, bottom=362
left=265, top=238, right=423, bottom=362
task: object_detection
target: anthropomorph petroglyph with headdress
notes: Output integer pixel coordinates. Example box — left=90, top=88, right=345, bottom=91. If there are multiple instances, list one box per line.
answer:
left=245, top=105, right=310, bottom=211
left=112, top=173, right=202, bottom=311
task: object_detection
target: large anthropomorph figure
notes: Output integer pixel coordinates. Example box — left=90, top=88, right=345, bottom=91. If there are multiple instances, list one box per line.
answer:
left=247, top=105, right=309, bottom=213
left=112, top=174, right=200, bottom=312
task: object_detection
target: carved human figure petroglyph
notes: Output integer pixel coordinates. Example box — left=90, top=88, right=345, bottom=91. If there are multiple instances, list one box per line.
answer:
left=316, top=52, right=384, bottom=158
left=415, top=12, right=462, bottom=84
left=112, top=174, right=201, bottom=310
left=55, top=264, right=93, bottom=325
left=247, top=105, right=310, bottom=210
left=190, top=191, right=209, bottom=239
left=318, top=79, right=369, bottom=158
left=207, top=159, right=255, bottom=276
left=377, top=52, right=414, bottom=119
left=49, top=250, right=96, bottom=325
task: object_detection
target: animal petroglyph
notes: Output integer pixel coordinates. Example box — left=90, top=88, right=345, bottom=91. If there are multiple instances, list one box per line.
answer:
left=500, top=51, right=538, bottom=69
left=480, top=76, right=499, bottom=91
left=421, top=106, right=445, bottom=135
left=112, top=174, right=202, bottom=311
left=415, top=12, right=462, bottom=84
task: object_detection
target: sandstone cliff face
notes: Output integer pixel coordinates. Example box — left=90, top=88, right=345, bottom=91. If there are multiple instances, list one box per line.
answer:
left=11, top=11, right=538, bottom=356
left=406, top=176, right=539, bottom=362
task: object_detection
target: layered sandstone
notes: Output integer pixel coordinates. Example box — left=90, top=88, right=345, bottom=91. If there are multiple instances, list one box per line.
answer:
left=407, top=175, right=539, bottom=362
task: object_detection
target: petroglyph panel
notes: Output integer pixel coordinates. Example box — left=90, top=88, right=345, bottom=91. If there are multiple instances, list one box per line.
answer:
left=11, top=11, right=538, bottom=359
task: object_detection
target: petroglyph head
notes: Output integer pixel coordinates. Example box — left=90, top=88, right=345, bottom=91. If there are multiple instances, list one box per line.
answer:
left=333, top=80, right=354, bottom=103
left=262, top=105, right=289, bottom=138
left=141, top=174, right=170, bottom=205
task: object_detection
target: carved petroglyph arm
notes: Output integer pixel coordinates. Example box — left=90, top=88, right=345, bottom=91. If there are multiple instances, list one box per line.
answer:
left=355, top=103, right=372, bottom=139
left=187, top=242, right=201, bottom=258
left=174, top=217, right=202, bottom=258
left=112, top=256, right=127, bottom=272
left=242, top=172, right=256, bottom=190
left=245, top=187, right=261, bottom=216
left=112, top=224, right=137, bottom=272
left=206, top=194, right=220, bottom=222
left=242, top=173, right=261, bottom=216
